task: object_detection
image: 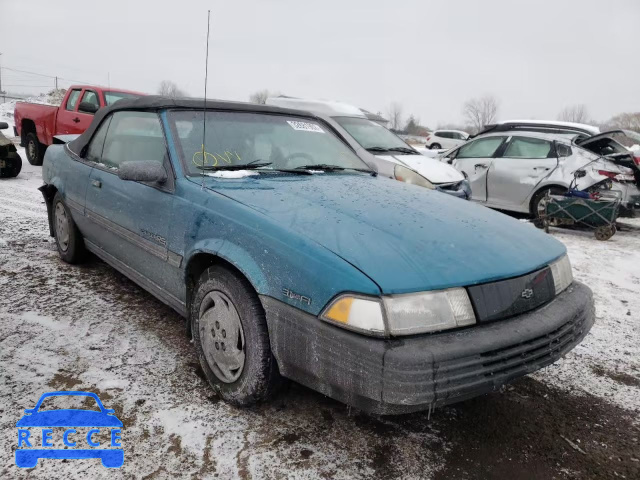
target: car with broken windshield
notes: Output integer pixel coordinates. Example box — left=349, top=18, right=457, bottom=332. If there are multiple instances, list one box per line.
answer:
left=39, top=96, right=594, bottom=414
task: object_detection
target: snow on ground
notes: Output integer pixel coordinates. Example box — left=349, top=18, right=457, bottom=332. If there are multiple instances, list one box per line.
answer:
left=1, top=93, right=61, bottom=131
left=532, top=221, right=640, bottom=412
left=0, top=154, right=639, bottom=479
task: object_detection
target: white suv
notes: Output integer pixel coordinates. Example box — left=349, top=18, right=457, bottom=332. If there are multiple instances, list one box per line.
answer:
left=426, top=130, right=469, bottom=150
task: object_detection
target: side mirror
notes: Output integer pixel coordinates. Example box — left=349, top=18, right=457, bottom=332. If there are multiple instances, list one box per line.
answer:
left=0, top=122, right=8, bottom=130
left=78, top=101, right=99, bottom=114
left=118, top=161, right=167, bottom=184
left=575, top=169, right=587, bottom=178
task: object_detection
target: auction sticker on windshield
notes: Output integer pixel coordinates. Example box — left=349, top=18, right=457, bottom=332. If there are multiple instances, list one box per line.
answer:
left=15, top=391, right=124, bottom=469
left=287, top=120, right=325, bottom=133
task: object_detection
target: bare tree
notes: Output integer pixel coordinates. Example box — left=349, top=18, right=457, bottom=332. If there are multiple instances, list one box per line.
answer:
left=557, top=104, right=590, bottom=123
left=387, top=102, right=404, bottom=131
left=462, top=95, right=499, bottom=132
left=604, top=112, right=640, bottom=133
left=249, top=89, right=272, bottom=104
left=158, top=80, right=187, bottom=98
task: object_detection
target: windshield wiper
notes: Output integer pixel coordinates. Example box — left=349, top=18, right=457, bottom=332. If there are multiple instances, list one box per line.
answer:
left=197, top=159, right=272, bottom=171
left=294, top=164, right=346, bottom=171
left=366, top=146, right=419, bottom=155
left=387, top=147, right=419, bottom=154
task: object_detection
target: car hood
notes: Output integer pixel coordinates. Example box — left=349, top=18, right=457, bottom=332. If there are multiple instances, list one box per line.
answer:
left=16, top=410, right=123, bottom=427
left=375, top=154, right=464, bottom=183
left=207, top=174, right=566, bottom=294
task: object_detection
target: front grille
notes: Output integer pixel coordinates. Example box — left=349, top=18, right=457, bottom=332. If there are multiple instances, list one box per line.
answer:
left=467, top=267, right=555, bottom=323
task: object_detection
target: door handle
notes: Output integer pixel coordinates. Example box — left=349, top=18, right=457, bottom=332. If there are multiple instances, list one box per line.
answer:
left=92, top=180, right=102, bottom=188
left=533, top=166, right=551, bottom=171
left=72, top=117, right=80, bottom=123
left=474, top=163, right=488, bottom=169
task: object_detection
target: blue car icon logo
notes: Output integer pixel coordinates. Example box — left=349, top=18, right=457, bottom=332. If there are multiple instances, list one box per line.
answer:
left=15, top=391, right=123, bottom=468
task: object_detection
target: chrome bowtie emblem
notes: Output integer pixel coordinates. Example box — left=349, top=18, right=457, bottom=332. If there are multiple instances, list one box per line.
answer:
left=521, top=288, right=534, bottom=299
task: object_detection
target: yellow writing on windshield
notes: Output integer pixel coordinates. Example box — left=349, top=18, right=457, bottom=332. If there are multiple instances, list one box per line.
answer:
left=192, top=148, right=242, bottom=167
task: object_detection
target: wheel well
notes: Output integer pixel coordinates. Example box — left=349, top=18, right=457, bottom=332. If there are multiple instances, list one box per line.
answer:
left=529, top=184, right=567, bottom=215
left=21, top=119, right=37, bottom=142
left=184, top=253, right=256, bottom=333
left=40, top=185, right=58, bottom=237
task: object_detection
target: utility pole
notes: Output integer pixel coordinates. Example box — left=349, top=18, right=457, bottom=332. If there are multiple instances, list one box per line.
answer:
left=0, top=52, right=3, bottom=94
left=55, top=76, right=58, bottom=90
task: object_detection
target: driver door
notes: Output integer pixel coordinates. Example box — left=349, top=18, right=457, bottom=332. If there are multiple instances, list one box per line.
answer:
left=451, top=136, right=507, bottom=202
left=83, top=111, right=178, bottom=296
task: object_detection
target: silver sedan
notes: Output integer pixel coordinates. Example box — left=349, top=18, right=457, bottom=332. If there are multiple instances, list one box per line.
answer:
left=439, top=131, right=639, bottom=215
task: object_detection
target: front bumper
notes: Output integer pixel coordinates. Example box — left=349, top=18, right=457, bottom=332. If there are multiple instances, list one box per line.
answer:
left=262, top=281, right=594, bottom=415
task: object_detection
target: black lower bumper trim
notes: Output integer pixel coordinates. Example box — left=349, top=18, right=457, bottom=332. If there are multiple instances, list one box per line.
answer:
left=262, top=281, right=594, bottom=415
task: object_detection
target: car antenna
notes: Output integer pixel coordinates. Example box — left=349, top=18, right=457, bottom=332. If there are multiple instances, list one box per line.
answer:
left=201, top=9, right=211, bottom=190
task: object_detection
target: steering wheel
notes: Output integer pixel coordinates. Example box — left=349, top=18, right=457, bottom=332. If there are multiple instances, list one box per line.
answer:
left=283, top=151, right=314, bottom=168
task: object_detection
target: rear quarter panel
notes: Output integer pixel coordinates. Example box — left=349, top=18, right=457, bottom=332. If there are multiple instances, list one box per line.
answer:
left=14, top=102, right=59, bottom=145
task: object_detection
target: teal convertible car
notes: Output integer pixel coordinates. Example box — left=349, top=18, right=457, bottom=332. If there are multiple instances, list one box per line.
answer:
left=40, top=97, right=594, bottom=414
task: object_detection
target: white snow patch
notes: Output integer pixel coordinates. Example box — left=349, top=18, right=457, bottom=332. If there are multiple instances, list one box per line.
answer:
left=207, top=170, right=259, bottom=178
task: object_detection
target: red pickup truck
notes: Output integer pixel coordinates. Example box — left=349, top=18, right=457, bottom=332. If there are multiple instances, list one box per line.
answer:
left=14, top=85, right=144, bottom=165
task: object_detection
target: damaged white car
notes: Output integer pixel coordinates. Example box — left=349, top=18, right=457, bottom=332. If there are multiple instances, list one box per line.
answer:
left=439, top=130, right=639, bottom=216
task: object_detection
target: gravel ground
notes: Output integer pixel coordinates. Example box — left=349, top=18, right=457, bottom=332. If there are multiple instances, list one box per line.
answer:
left=1, top=149, right=639, bottom=479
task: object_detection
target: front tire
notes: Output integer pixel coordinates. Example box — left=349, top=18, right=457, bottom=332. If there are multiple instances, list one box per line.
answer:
left=191, top=265, right=280, bottom=407
left=25, top=132, right=45, bottom=166
left=0, top=152, right=22, bottom=178
left=52, top=192, right=85, bottom=264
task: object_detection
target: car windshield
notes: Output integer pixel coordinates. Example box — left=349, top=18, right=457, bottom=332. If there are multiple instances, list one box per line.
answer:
left=334, top=116, right=411, bottom=151
left=104, top=91, right=140, bottom=106
left=169, top=111, right=370, bottom=175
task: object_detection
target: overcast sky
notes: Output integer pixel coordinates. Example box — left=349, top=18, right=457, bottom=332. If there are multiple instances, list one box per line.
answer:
left=1, top=0, right=639, bottom=127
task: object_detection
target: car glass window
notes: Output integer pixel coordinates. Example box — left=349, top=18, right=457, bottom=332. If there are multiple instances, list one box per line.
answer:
left=104, top=91, right=140, bottom=106
left=457, top=137, right=504, bottom=159
left=65, top=89, right=82, bottom=111
left=334, top=116, right=410, bottom=150
left=452, top=133, right=464, bottom=140
left=170, top=111, right=369, bottom=175
left=503, top=137, right=552, bottom=159
left=85, top=116, right=112, bottom=163
left=80, top=90, right=99, bottom=108
left=101, top=111, right=165, bottom=170
left=434, top=131, right=444, bottom=138
left=556, top=143, right=572, bottom=157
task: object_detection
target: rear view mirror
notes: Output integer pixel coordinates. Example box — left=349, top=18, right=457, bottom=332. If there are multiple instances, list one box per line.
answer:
left=118, top=161, right=167, bottom=184
left=0, top=122, right=8, bottom=130
left=575, top=169, right=587, bottom=178
left=78, top=101, right=99, bottom=114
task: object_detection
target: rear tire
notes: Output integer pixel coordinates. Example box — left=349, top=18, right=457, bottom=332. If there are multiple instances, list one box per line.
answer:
left=430, top=143, right=442, bottom=150
left=191, top=265, right=281, bottom=407
left=531, top=187, right=565, bottom=218
left=0, top=152, right=22, bottom=178
left=25, top=132, right=45, bottom=166
left=52, top=192, right=85, bottom=264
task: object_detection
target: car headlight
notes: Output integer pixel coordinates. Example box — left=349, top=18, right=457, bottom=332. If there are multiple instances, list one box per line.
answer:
left=320, top=295, right=386, bottom=336
left=320, top=288, right=476, bottom=337
left=550, top=254, right=573, bottom=295
left=394, top=165, right=435, bottom=189
left=383, top=288, right=476, bottom=335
